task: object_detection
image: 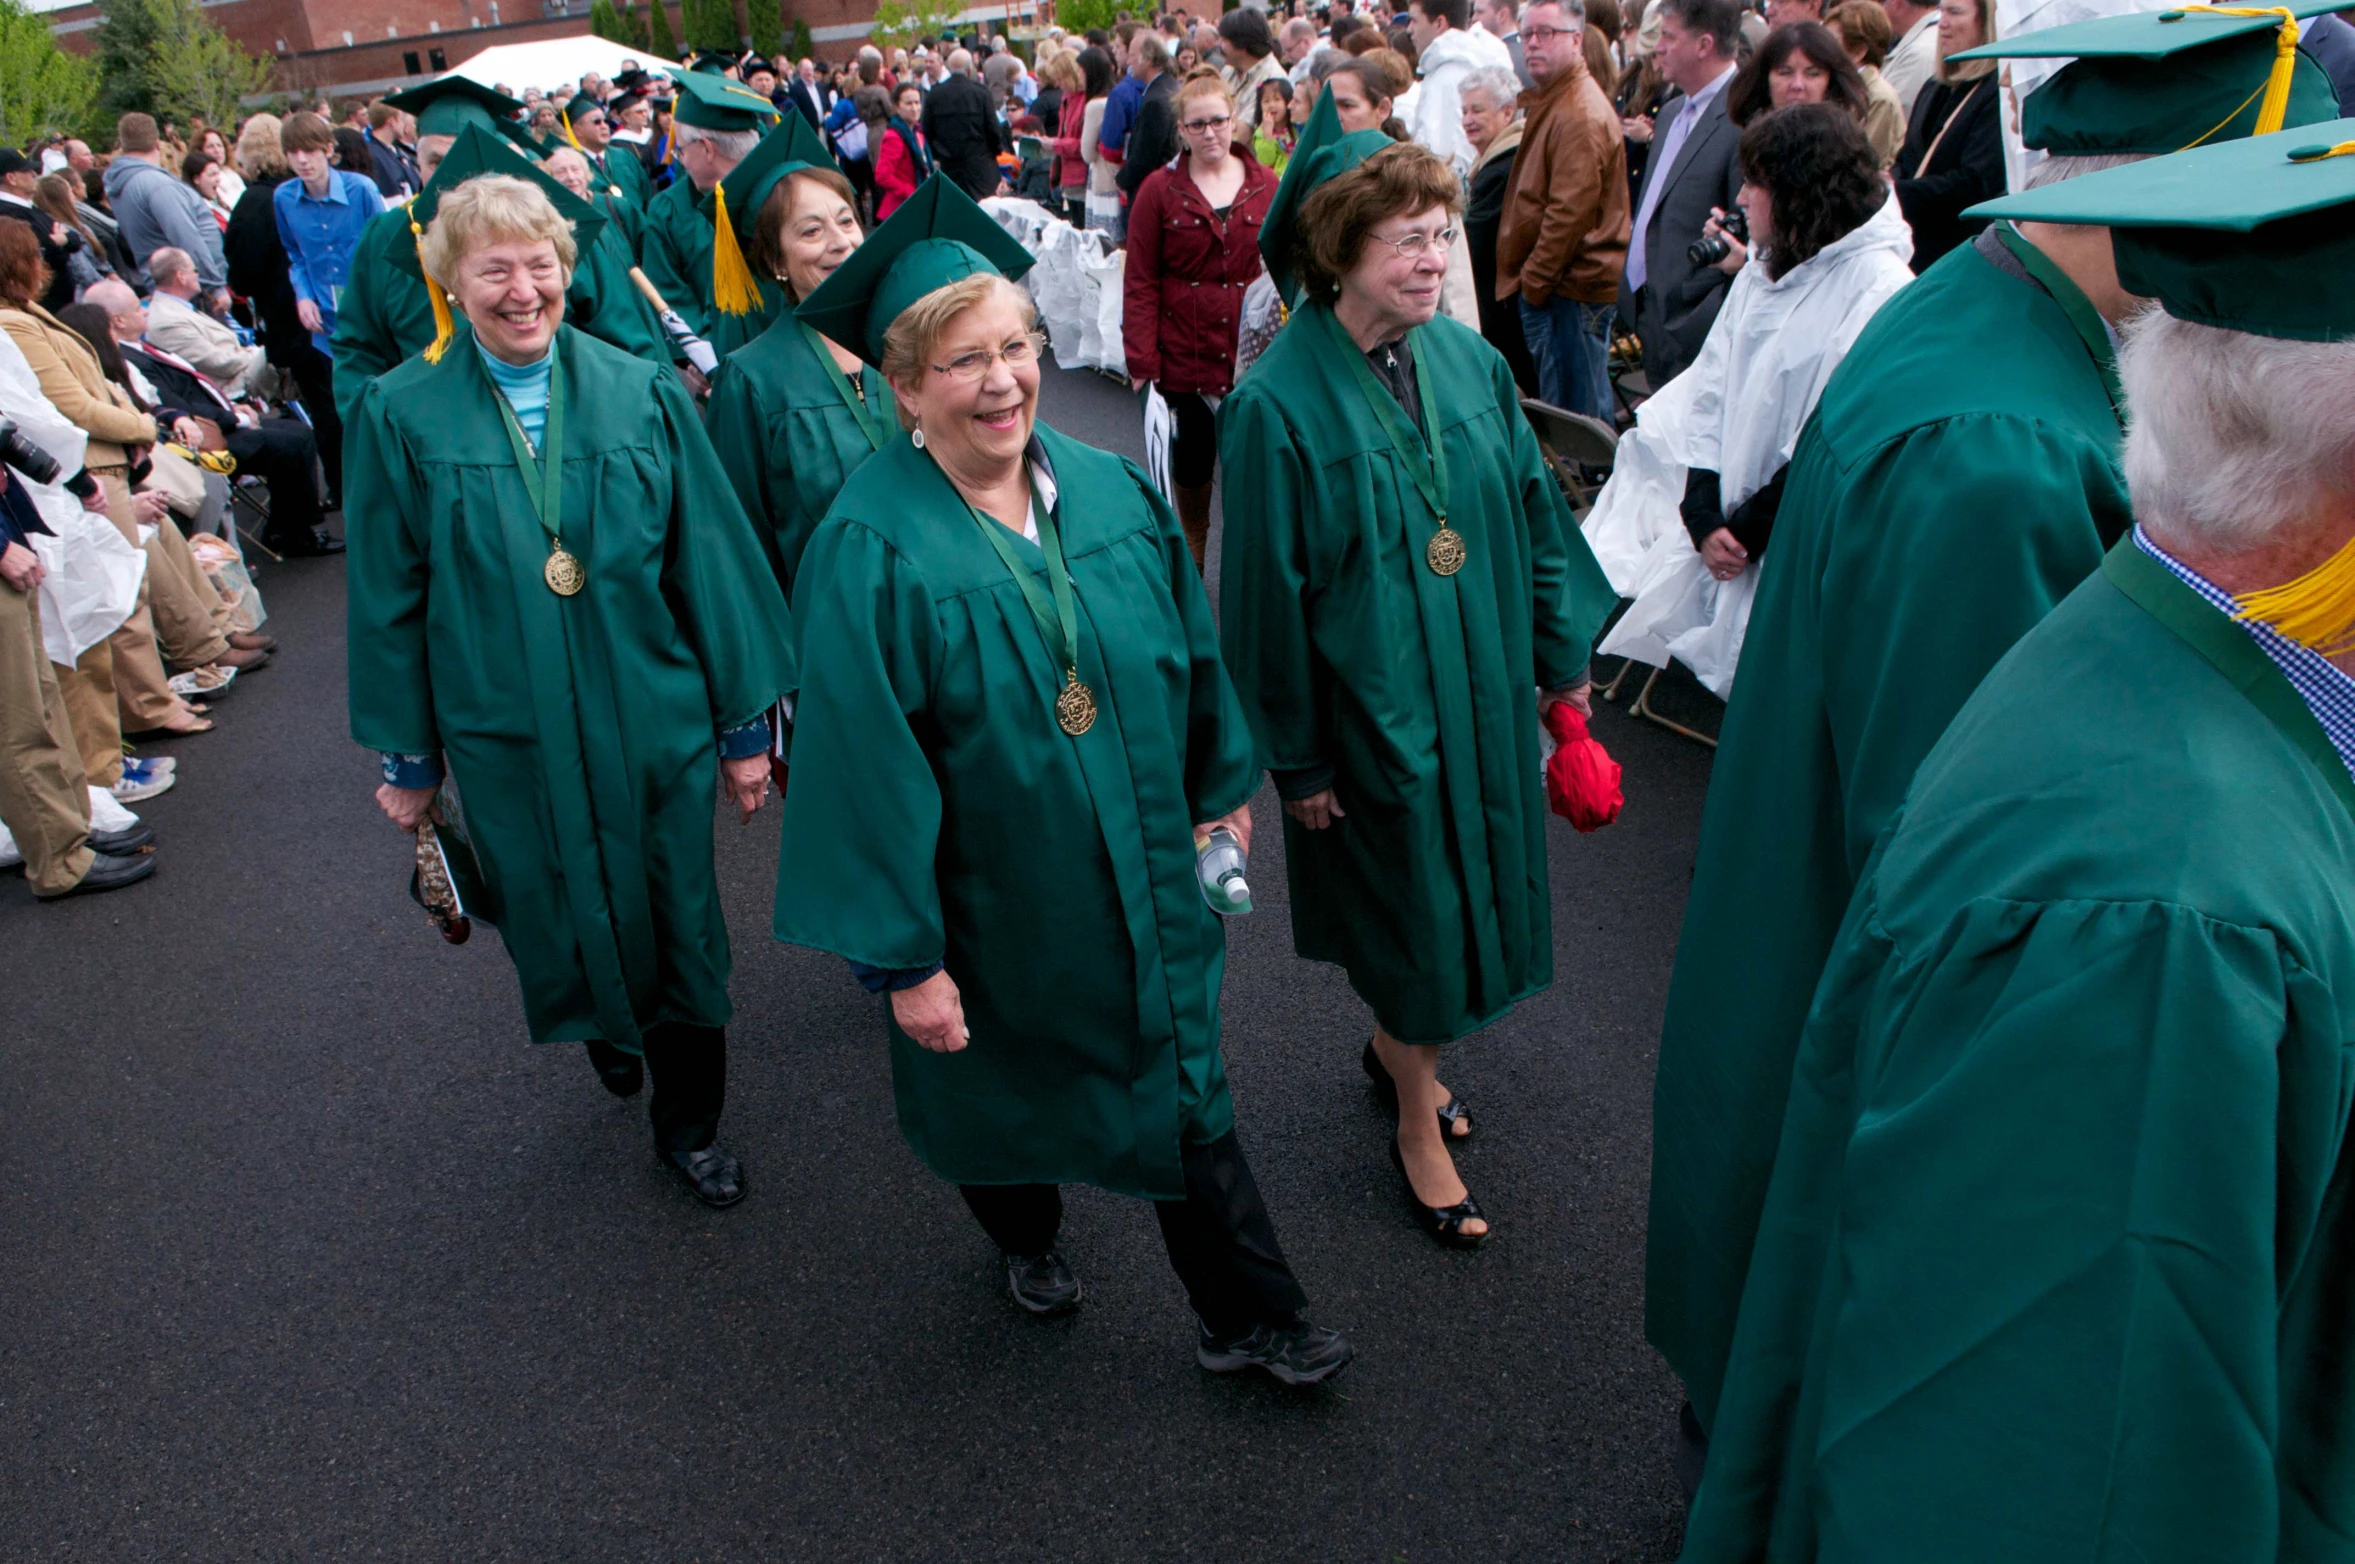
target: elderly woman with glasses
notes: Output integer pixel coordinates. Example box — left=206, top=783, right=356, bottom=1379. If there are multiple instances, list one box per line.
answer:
left=1120, top=72, right=1280, bottom=569
left=775, top=176, right=1352, bottom=1386
left=1219, top=101, right=1614, bottom=1249
left=346, top=172, right=794, bottom=1210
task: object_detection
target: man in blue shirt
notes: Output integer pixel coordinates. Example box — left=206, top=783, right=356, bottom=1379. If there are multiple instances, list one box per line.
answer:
left=272, top=111, right=385, bottom=356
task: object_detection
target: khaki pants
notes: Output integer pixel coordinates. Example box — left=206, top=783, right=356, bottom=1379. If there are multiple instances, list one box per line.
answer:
left=85, top=470, right=199, bottom=732
left=0, top=586, right=93, bottom=895
left=55, top=637, right=123, bottom=788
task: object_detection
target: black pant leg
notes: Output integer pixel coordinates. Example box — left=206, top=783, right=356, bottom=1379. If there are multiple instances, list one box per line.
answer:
left=959, top=1182, right=1064, bottom=1256
left=288, top=344, right=343, bottom=501
left=1168, top=391, right=1219, bottom=488
left=228, top=419, right=322, bottom=538
left=1152, top=1131, right=1310, bottom=1334
left=641, top=1022, right=725, bottom=1153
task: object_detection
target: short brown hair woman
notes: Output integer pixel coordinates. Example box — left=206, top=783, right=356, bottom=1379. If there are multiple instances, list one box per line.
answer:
left=1220, top=114, right=1616, bottom=1247
left=1120, top=72, right=1280, bottom=569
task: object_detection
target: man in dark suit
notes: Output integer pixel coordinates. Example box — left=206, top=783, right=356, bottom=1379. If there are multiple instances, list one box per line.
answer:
left=921, top=48, right=1007, bottom=200
left=1112, top=33, right=1181, bottom=203
left=1617, top=0, right=1744, bottom=384
left=784, top=58, right=832, bottom=132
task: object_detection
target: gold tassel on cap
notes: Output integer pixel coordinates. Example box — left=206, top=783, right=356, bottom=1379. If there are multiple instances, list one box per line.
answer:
left=2174, top=5, right=2302, bottom=135
left=412, top=218, right=458, bottom=363
left=709, top=183, right=760, bottom=317
left=2235, top=531, right=2355, bottom=656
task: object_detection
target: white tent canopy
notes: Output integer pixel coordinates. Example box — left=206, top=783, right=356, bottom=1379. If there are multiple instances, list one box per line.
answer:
left=447, top=35, right=682, bottom=98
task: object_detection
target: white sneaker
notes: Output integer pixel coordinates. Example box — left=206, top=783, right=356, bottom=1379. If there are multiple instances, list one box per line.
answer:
left=87, top=786, right=139, bottom=832
left=110, top=767, right=174, bottom=804
left=168, top=665, right=235, bottom=699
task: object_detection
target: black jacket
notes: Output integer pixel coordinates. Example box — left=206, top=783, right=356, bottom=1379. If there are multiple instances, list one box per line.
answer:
left=0, top=197, right=74, bottom=313
left=1115, top=72, right=1182, bottom=201
left=1895, top=75, right=2004, bottom=273
left=921, top=72, right=1006, bottom=200
left=224, top=174, right=305, bottom=368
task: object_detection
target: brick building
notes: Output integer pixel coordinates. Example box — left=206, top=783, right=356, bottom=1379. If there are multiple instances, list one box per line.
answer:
left=38, top=0, right=930, bottom=101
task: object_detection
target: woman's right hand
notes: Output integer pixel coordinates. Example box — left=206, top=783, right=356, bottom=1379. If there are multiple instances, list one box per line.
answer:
left=1701, top=209, right=1747, bottom=275
left=376, top=783, right=437, bottom=833
left=892, top=969, right=969, bottom=1053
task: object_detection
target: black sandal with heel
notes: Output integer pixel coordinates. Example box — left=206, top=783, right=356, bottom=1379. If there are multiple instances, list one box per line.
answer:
left=1362, top=1039, right=1472, bottom=1140
left=1389, top=1139, right=1488, bottom=1248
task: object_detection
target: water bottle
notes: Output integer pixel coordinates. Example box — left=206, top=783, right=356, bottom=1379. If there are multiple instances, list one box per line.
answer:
left=1194, top=827, right=1253, bottom=915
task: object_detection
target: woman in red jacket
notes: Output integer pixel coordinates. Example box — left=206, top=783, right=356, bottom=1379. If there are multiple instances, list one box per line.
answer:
left=1121, top=72, right=1279, bottom=570
left=1051, top=47, right=1114, bottom=223
left=872, top=82, right=933, bottom=221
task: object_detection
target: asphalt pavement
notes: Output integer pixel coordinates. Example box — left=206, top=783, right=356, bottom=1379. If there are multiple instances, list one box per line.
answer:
left=1, top=358, right=1717, bottom=1562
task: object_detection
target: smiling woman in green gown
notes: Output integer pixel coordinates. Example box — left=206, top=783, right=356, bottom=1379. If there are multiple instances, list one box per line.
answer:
left=1218, top=101, right=1615, bottom=1248
left=773, top=175, right=1352, bottom=1386
left=346, top=172, right=795, bottom=1211
left=702, top=116, right=896, bottom=595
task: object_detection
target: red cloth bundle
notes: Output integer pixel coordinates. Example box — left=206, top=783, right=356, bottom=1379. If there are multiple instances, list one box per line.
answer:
left=1544, top=701, right=1623, bottom=832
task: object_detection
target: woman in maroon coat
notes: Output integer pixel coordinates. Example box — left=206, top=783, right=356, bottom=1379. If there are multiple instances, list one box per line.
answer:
left=1121, top=72, right=1279, bottom=570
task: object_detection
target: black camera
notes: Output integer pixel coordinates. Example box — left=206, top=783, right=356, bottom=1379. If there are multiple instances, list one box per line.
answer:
left=0, top=418, right=61, bottom=487
left=1688, top=205, right=1750, bottom=268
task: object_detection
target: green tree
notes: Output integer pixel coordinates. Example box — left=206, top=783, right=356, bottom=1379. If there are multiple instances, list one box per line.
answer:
left=788, top=16, right=813, bottom=60
left=591, top=0, right=629, bottom=46
left=683, top=0, right=737, bottom=53
left=648, top=0, right=681, bottom=62
left=91, top=0, right=269, bottom=132
left=866, top=0, right=963, bottom=51
left=0, top=0, right=96, bottom=144
left=747, top=0, right=784, bottom=61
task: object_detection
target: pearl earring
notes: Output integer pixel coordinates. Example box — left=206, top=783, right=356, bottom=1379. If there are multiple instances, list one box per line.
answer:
left=911, top=425, right=926, bottom=450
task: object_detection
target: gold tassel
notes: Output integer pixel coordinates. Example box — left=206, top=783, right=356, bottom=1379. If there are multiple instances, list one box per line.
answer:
left=413, top=218, right=458, bottom=363
left=2235, top=531, right=2355, bottom=656
left=563, top=112, right=584, bottom=152
left=2175, top=6, right=2301, bottom=134
left=709, top=183, right=760, bottom=317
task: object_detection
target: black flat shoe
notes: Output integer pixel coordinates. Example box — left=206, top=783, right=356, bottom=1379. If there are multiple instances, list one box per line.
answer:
left=35, top=850, right=156, bottom=899
left=659, top=1142, right=746, bottom=1208
left=1197, top=1318, right=1355, bottom=1385
left=583, top=1037, right=643, bottom=1098
left=270, top=528, right=345, bottom=557
left=1389, top=1139, right=1488, bottom=1249
left=1362, top=1039, right=1472, bottom=1140
left=1005, top=1250, right=1082, bottom=1315
left=88, top=822, right=156, bottom=856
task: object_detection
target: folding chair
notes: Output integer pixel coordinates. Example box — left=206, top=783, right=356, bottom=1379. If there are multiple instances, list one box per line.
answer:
left=1519, top=396, right=1618, bottom=513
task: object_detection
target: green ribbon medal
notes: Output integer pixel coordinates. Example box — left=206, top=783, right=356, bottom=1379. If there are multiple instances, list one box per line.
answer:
left=484, top=349, right=578, bottom=595
left=800, top=320, right=892, bottom=452
left=954, top=461, right=1095, bottom=735
left=1321, top=304, right=1462, bottom=575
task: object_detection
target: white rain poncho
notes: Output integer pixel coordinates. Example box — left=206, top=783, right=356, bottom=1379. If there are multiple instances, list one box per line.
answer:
left=0, top=331, right=143, bottom=664
left=1584, top=189, right=1915, bottom=696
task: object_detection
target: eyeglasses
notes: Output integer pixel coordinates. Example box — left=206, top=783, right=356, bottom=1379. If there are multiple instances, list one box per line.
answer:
left=1521, top=24, right=1579, bottom=41
left=1366, top=225, right=1461, bottom=261
left=932, top=331, right=1045, bottom=381
left=1180, top=113, right=1232, bottom=132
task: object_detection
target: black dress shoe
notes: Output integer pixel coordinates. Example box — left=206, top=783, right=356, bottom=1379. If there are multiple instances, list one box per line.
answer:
left=1197, top=1318, right=1355, bottom=1385
left=271, top=528, right=345, bottom=557
left=87, top=822, right=156, bottom=855
left=1005, top=1250, right=1082, bottom=1315
left=659, top=1141, right=746, bottom=1207
left=1362, top=1038, right=1472, bottom=1140
left=35, top=850, right=156, bottom=900
left=583, top=1037, right=643, bottom=1098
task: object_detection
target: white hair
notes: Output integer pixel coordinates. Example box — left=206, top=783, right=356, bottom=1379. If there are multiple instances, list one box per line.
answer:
left=672, top=122, right=761, bottom=162
left=2023, top=150, right=2152, bottom=192
left=1461, top=66, right=1524, bottom=112
left=2120, top=309, right=2355, bottom=554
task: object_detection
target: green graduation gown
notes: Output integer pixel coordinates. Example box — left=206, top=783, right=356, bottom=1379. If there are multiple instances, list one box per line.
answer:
left=634, top=174, right=787, bottom=356
left=589, top=144, right=651, bottom=213
left=703, top=317, right=896, bottom=594
left=1683, top=540, right=2355, bottom=1562
left=773, top=426, right=1260, bottom=1201
left=1217, top=306, right=1613, bottom=1045
left=1645, top=228, right=2135, bottom=1429
left=329, top=203, right=669, bottom=427
left=345, top=326, right=795, bottom=1050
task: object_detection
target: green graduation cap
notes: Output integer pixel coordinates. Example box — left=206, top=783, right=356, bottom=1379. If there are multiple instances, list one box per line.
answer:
left=1257, top=88, right=1401, bottom=301
left=714, top=110, right=840, bottom=248
left=1949, top=1, right=2342, bottom=154
left=688, top=50, right=741, bottom=76
left=381, top=75, right=529, bottom=141
left=670, top=66, right=781, bottom=131
left=563, top=92, right=605, bottom=129
left=1967, top=118, right=2355, bottom=341
left=796, top=172, right=1036, bottom=364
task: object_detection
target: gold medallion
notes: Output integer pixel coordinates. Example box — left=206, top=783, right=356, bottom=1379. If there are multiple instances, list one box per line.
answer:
left=1056, top=677, right=1098, bottom=737
left=544, top=545, right=585, bottom=596
left=1427, top=525, right=1467, bottom=577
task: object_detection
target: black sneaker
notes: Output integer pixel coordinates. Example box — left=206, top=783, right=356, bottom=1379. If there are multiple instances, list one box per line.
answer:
left=1196, top=1319, right=1355, bottom=1386
left=1005, top=1250, right=1082, bottom=1315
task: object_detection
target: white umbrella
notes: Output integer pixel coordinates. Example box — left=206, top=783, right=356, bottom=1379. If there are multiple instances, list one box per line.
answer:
left=446, top=34, right=682, bottom=98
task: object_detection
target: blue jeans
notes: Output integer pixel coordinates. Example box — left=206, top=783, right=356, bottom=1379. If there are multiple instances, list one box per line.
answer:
left=1519, top=295, right=1615, bottom=421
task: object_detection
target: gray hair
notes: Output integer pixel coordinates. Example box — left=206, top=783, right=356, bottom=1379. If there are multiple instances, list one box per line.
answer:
left=672, top=122, right=761, bottom=162
left=148, top=245, right=197, bottom=287
left=2121, top=309, right=2355, bottom=555
left=2023, top=150, right=2152, bottom=192
left=947, top=48, right=975, bottom=75
left=1460, top=66, right=1524, bottom=111
left=1526, top=0, right=1588, bottom=25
